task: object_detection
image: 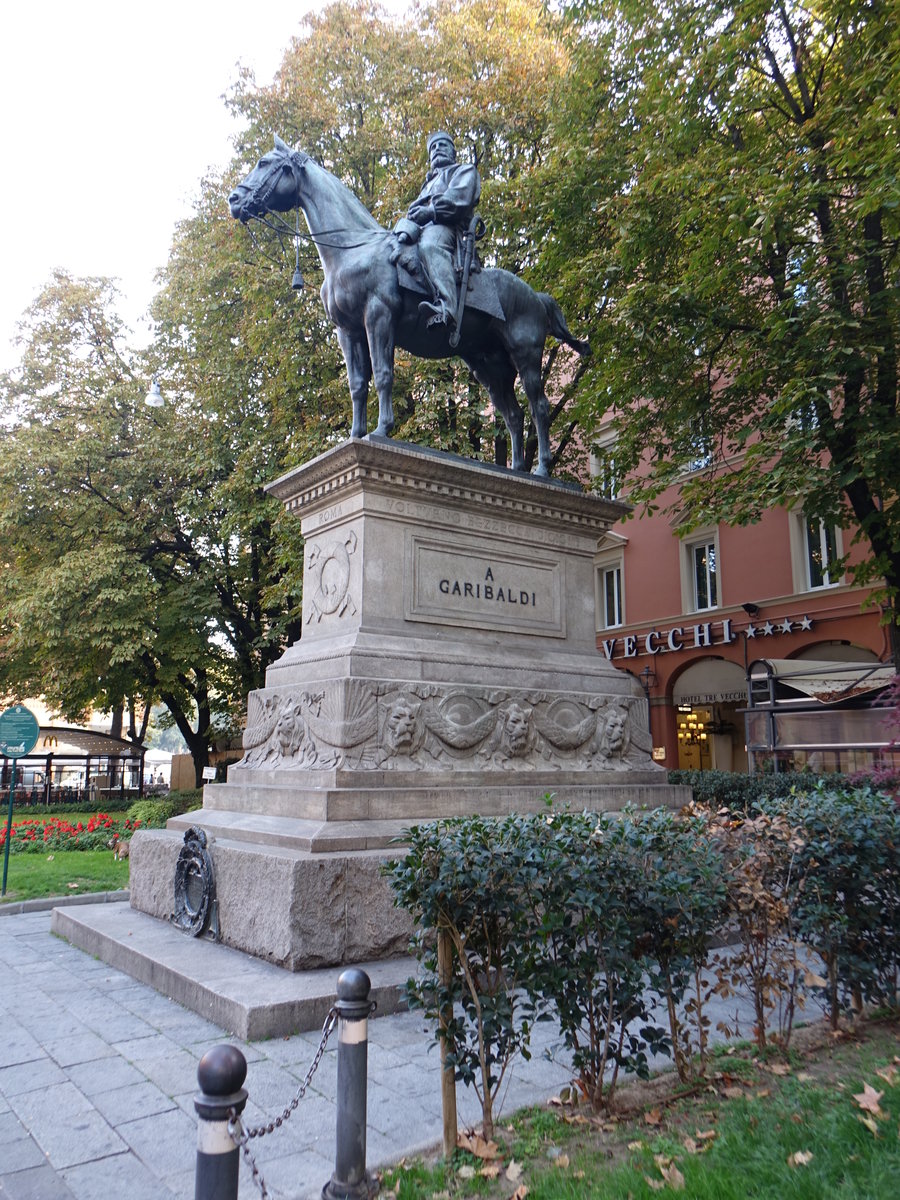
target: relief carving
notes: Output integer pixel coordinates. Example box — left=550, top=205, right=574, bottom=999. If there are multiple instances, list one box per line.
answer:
left=239, top=682, right=648, bottom=772
left=306, top=529, right=358, bottom=623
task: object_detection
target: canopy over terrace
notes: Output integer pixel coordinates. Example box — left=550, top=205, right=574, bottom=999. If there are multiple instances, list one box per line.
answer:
left=0, top=725, right=147, bottom=805
left=745, top=658, right=898, bottom=774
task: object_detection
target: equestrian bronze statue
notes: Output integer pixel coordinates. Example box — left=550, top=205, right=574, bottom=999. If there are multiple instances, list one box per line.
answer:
left=228, top=135, right=589, bottom=477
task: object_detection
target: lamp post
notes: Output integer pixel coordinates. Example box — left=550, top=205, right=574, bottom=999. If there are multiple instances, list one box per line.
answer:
left=637, top=664, right=657, bottom=735
left=144, top=378, right=164, bottom=408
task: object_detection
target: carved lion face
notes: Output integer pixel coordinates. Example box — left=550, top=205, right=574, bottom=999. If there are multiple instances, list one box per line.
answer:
left=385, top=698, right=420, bottom=753
left=501, top=703, right=531, bottom=755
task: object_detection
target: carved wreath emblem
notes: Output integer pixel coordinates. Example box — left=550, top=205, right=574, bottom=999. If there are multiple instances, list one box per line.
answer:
left=306, top=530, right=358, bottom=623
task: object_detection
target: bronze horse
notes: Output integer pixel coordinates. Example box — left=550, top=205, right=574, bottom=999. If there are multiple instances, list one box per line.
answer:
left=228, top=137, right=589, bottom=476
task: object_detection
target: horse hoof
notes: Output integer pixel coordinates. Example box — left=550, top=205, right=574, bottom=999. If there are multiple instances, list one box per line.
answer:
left=350, top=428, right=366, bottom=439
left=373, top=425, right=394, bottom=438
left=534, top=464, right=551, bottom=478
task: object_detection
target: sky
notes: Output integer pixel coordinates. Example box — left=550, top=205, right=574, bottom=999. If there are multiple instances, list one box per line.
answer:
left=0, top=1, right=408, bottom=374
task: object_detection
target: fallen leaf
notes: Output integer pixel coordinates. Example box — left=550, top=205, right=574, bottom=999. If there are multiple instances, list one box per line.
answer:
left=853, top=1083, right=885, bottom=1118
left=506, top=1160, right=524, bottom=1183
left=644, top=1177, right=665, bottom=1191
left=857, top=1113, right=880, bottom=1137
left=653, top=1155, right=672, bottom=1169
left=554, top=1154, right=570, bottom=1170
left=644, top=1107, right=662, bottom=1126
left=695, top=1130, right=717, bottom=1142
left=627, top=1141, right=644, bottom=1152
left=796, top=1072, right=814, bottom=1082
left=480, top=1163, right=501, bottom=1179
left=67, top=882, right=78, bottom=889
left=457, top=1165, right=475, bottom=1180
left=457, top=1133, right=500, bottom=1160
left=573, top=1170, right=585, bottom=1179
left=875, top=1064, right=897, bottom=1086
left=768, top=1063, right=790, bottom=1076
left=755, top=1089, right=771, bottom=1099
left=509, top=1186, right=528, bottom=1200
left=722, top=1086, right=744, bottom=1099
left=660, top=1163, right=686, bottom=1190
left=790, top=1114, right=803, bottom=1124
left=682, top=1136, right=698, bottom=1154
left=787, top=1150, right=813, bottom=1168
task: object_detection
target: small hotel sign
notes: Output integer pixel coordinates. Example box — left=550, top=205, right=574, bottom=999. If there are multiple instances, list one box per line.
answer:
left=601, top=614, right=814, bottom=661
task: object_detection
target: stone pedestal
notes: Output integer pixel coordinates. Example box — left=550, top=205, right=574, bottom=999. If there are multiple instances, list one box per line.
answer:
left=130, top=439, right=688, bottom=970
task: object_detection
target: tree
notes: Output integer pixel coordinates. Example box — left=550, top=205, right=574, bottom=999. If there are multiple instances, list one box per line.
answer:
left=542, top=0, right=900, bottom=651
left=0, top=272, right=303, bottom=784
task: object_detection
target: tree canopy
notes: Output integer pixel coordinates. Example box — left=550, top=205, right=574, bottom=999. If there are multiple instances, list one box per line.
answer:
left=541, top=0, right=900, bottom=642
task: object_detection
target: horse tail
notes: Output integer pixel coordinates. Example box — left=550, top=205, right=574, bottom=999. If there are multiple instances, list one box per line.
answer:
left=538, top=293, right=591, bottom=357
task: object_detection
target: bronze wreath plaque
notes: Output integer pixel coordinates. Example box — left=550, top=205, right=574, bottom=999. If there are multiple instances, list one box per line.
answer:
left=171, top=826, right=218, bottom=939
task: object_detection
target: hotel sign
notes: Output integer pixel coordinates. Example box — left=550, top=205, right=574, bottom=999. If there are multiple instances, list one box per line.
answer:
left=601, top=614, right=813, bottom=661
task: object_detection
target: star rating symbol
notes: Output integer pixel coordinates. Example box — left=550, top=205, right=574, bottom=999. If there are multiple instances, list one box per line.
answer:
left=780, top=618, right=794, bottom=634
left=762, top=621, right=775, bottom=636
left=799, top=615, right=813, bottom=631
left=746, top=624, right=758, bottom=638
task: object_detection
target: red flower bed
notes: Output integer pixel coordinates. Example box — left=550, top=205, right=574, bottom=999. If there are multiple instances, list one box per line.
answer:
left=0, top=812, right=140, bottom=854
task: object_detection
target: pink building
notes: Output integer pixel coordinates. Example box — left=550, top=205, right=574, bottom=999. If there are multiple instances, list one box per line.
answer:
left=591, top=453, right=892, bottom=773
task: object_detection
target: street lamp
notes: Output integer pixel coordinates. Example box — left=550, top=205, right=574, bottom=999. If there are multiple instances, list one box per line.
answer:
left=144, top=379, right=164, bottom=408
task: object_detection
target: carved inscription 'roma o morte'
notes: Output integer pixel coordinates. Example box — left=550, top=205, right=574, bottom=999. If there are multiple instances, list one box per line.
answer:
left=239, top=681, right=647, bottom=773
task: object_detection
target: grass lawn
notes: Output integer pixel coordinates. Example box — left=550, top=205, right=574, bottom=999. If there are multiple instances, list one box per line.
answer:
left=381, top=1017, right=900, bottom=1199
left=0, top=850, right=129, bottom=903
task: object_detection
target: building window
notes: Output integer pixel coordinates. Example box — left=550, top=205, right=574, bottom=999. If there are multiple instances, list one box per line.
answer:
left=590, top=443, right=620, bottom=500
left=687, top=433, right=713, bottom=472
left=805, top=517, right=839, bottom=589
left=601, top=565, right=623, bottom=628
left=690, top=539, right=718, bottom=610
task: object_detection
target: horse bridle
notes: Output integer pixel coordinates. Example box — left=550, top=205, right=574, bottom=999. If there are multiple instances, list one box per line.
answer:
left=241, top=145, right=384, bottom=254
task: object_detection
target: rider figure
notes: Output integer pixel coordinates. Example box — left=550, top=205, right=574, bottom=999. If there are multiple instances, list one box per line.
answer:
left=394, top=132, right=481, bottom=331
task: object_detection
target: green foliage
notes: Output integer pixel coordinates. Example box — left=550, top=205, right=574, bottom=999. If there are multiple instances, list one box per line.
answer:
left=389, top=786, right=899, bottom=1118
left=541, top=0, right=900, bottom=634
left=125, top=799, right=174, bottom=829
left=668, top=769, right=848, bottom=812
left=387, top=812, right=543, bottom=1139
left=770, top=784, right=900, bottom=1024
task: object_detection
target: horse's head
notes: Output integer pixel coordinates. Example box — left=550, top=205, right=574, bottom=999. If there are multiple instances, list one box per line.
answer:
left=228, top=136, right=309, bottom=223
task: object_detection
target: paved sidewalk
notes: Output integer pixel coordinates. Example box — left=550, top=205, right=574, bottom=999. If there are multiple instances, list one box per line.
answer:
left=0, top=906, right=576, bottom=1200
left=0, top=904, right=768, bottom=1200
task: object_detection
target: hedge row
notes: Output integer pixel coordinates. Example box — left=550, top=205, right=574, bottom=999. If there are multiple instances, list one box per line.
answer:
left=386, top=784, right=900, bottom=1134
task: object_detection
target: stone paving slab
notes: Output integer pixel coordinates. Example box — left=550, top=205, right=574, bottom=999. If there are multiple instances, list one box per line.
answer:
left=0, top=904, right=770, bottom=1200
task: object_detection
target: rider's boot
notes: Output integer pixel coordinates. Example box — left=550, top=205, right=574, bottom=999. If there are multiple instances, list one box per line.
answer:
left=419, top=298, right=456, bottom=330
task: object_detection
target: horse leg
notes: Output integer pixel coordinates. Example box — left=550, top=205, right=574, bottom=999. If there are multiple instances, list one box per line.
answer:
left=467, top=354, right=526, bottom=471
left=511, top=348, right=552, bottom=476
left=365, top=299, right=396, bottom=438
left=337, top=329, right=371, bottom=438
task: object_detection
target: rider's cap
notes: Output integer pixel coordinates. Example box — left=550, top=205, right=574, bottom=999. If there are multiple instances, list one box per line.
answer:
left=427, top=131, right=455, bottom=154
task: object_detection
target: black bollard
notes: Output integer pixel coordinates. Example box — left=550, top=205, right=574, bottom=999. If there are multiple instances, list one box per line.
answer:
left=194, top=1044, right=248, bottom=1200
left=323, top=968, right=377, bottom=1200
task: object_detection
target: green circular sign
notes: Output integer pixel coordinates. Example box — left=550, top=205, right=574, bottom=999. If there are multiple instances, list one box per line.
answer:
left=0, top=705, right=40, bottom=759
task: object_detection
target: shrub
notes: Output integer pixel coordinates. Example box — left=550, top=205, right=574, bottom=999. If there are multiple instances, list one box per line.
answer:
left=668, top=769, right=847, bottom=812
left=770, top=783, right=900, bottom=1024
left=527, top=809, right=670, bottom=1108
left=625, top=805, right=729, bottom=1081
left=126, top=799, right=175, bottom=828
left=0, top=813, right=140, bottom=854
left=165, top=788, right=203, bottom=816
left=386, top=813, right=541, bottom=1140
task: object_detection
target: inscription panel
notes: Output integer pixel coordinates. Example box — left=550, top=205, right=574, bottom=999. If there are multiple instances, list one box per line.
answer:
left=408, top=534, right=565, bottom=637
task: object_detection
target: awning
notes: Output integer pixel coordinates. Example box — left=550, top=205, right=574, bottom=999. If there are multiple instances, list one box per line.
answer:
left=35, top=727, right=143, bottom=755
left=749, top=659, right=896, bottom=705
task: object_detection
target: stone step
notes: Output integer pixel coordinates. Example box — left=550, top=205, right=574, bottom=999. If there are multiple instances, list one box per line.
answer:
left=51, top=901, right=414, bottom=1040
